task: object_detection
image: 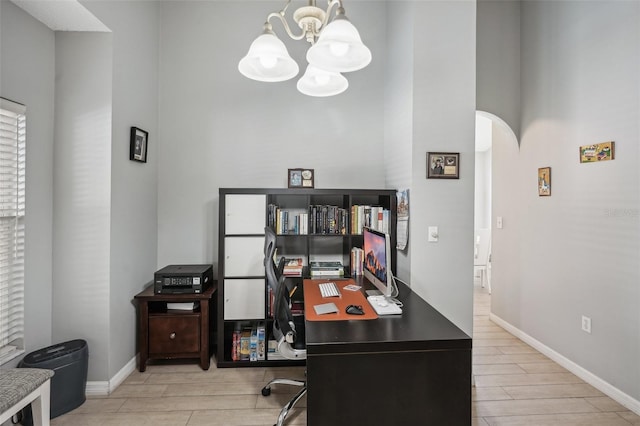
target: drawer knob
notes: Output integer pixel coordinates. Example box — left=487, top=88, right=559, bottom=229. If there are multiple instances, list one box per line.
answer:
left=170, top=332, right=176, bottom=340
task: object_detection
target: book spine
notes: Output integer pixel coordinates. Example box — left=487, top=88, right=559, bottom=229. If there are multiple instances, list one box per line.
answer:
left=240, top=328, right=251, bottom=361
left=232, top=328, right=240, bottom=361
left=257, top=323, right=266, bottom=361
left=250, top=325, right=258, bottom=362
left=310, top=269, right=344, bottom=276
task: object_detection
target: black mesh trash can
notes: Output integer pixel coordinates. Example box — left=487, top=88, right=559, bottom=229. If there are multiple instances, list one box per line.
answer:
left=19, top=339, right=88, bottom=425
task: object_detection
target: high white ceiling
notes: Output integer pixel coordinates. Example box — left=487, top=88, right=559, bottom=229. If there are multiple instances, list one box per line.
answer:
left=10, top=0, right=110, bottom=32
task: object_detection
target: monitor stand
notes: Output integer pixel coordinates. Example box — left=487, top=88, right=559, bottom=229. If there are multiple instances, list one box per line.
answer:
left=365, top=289, right=382, bottom=297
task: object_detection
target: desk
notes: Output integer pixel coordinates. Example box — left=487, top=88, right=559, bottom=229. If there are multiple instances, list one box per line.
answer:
left=304, top=279, right=472, bottom=425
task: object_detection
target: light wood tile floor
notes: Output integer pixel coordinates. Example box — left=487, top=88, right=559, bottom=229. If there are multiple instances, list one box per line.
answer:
left=51, top=280, right=640, bottom=426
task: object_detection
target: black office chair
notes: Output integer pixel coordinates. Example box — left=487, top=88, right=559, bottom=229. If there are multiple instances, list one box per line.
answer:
left=261, top=226, right=306, bottom=426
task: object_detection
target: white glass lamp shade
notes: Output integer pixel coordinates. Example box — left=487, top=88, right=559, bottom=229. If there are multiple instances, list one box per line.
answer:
left=238, top=32, right=299, bottom=82
left=297, top=65, right=348, bottom=97
left=306, top=16, right=372, bottom=73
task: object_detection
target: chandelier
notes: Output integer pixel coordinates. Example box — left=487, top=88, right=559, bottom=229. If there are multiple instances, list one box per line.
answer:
left=238, top=0, right=372, bottom=97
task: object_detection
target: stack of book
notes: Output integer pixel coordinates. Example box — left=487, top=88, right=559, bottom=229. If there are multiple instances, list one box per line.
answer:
left=350, top=247, right=364, bottom=276
left=231, top=323, right=266, bottom=362
left=282, top=258, right=303, bottom=277
left=309, top=261, right=344, bottom=277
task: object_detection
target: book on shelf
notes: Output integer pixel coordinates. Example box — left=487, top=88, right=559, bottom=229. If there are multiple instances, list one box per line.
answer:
left=309, top=204, right=348, bottom=235
left=232, top=323, right=266, bottom=362
left=257, top=323, right=266, bottom=361
left=309, top=261, right=343, bottom=269
left=310, top=269, right=344, bottom=277
left=268, top=203, right=309, bottom=235
left=282, top=257, right=303, bottom=276
left=351, top=247, right=364, bottom=276
left=231, top=327, right=241, bottom=361
left=250, top=326, right=258, bottom=362
left=351, top=205, right=390, bottom=234
left=290, top=300, right=305, bottom=316
left=310, top=261, right=344, bottom=276
left=239, top=328, right=251, bottom=361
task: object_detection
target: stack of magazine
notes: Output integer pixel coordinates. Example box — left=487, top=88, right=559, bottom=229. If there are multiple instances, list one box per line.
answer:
left=309, top=261, right=344, bottom=277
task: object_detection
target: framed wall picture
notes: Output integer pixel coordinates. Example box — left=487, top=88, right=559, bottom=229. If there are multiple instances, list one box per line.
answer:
left=538, top=167, right=551, bottom=196
left=579, top=141, right=614, bottom=163
left=427, top=152, right=459, bottom=179
left=130, top=127, right=148, bottom=163
left=288, top=168, right=314, bottom=188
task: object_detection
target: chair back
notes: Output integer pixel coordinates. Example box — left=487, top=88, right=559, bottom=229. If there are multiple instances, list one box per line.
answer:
left=263, top=227, right=306, bottom=360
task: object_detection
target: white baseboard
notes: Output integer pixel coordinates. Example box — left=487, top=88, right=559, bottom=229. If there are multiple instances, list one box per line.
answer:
left=85, top=356, right=136, bottom=396
left=490, top=313, right=640, bottom=416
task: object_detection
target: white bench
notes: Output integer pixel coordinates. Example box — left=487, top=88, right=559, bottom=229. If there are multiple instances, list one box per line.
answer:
left=0, top=368, right=54, bottom=426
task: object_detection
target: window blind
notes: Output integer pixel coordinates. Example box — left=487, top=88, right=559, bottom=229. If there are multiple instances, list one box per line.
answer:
left=0, top=97, right=26, bottom=364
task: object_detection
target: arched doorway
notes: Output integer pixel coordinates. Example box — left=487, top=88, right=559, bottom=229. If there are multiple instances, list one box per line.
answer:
left=474, top=111, right=519, bottom=297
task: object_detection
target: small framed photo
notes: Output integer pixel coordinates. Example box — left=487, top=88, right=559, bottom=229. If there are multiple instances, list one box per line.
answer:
left=288, top=168, right=314, bottom=188
left=427, top=152, right=459, bottom=179
left=130, top=127, right=148, bottom=163
left=538, top=167, right=551, bottom=196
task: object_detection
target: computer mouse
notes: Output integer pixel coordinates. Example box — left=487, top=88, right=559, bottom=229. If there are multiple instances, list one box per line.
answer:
left=377, top=299, right=388, bottom=307
left=346, top=304, right=364, bottom=315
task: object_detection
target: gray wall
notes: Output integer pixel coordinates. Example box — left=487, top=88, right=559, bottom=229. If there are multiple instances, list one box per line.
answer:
left=156, top=1, right=387, bottom=267
left=492, top=0, right=640, bottom=402
left=83, top=0, right=160, bottom=380
left=0, top=1, right=55, bottom=365
left=476, top=0, right=521, bottom=138
left=384, top=1, right=414, bottom=282
left=53, top=32, right=113, bottom=380
left=3, top=0, right=475, bottom=382
left=156, top=0, right=475, bottom=335
left=408, top=1, right=476, bottom=335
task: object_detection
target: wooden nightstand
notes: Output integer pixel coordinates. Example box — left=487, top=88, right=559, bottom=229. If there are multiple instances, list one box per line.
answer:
left=134, top=283, right=217, bottom=372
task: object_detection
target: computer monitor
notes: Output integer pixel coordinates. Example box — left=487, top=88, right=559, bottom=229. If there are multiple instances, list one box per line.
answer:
left=362, top=227, right=393, bottom=297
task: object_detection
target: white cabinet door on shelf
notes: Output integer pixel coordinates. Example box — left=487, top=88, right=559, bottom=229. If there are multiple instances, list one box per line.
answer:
left=224, top=237, right=265, bottom=277
left=224, top=279, right=265, bottom=320
left=225, top=194, right=266, bottom=235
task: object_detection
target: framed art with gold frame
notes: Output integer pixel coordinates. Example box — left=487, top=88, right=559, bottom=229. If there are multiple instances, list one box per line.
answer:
left=538, top=167, right=551, bottom=196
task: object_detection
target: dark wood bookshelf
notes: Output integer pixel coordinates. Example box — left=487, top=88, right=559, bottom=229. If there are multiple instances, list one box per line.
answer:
left=217, top=188, right=397, bottom=368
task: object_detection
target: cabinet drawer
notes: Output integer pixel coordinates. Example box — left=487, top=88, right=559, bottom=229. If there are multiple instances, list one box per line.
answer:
left=224, top=279, right=265, bottom=320
left=225, top=194, right=266, bottom=234
left=149, top=315, right=200, bottom=354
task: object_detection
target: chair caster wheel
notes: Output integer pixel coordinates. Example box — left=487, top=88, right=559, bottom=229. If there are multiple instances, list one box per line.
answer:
left=261, top=386, right=271, bottom=396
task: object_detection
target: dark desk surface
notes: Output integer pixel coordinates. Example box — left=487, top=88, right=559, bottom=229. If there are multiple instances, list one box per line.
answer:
left=304, top=279, right=471, bottom=355
left=304, top=278, right=472, bottom=426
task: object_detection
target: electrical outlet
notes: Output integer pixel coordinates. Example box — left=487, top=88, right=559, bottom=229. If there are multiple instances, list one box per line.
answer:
left=581, top=315, right=592, bottom=334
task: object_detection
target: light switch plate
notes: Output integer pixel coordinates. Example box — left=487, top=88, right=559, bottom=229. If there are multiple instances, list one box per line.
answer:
left=428, top=226, right=439, bottom=242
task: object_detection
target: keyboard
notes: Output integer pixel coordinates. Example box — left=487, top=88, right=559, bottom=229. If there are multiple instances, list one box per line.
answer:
left=319, top=282, right=340, bottom=298
left=367, top=295, right=403, bottom=315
